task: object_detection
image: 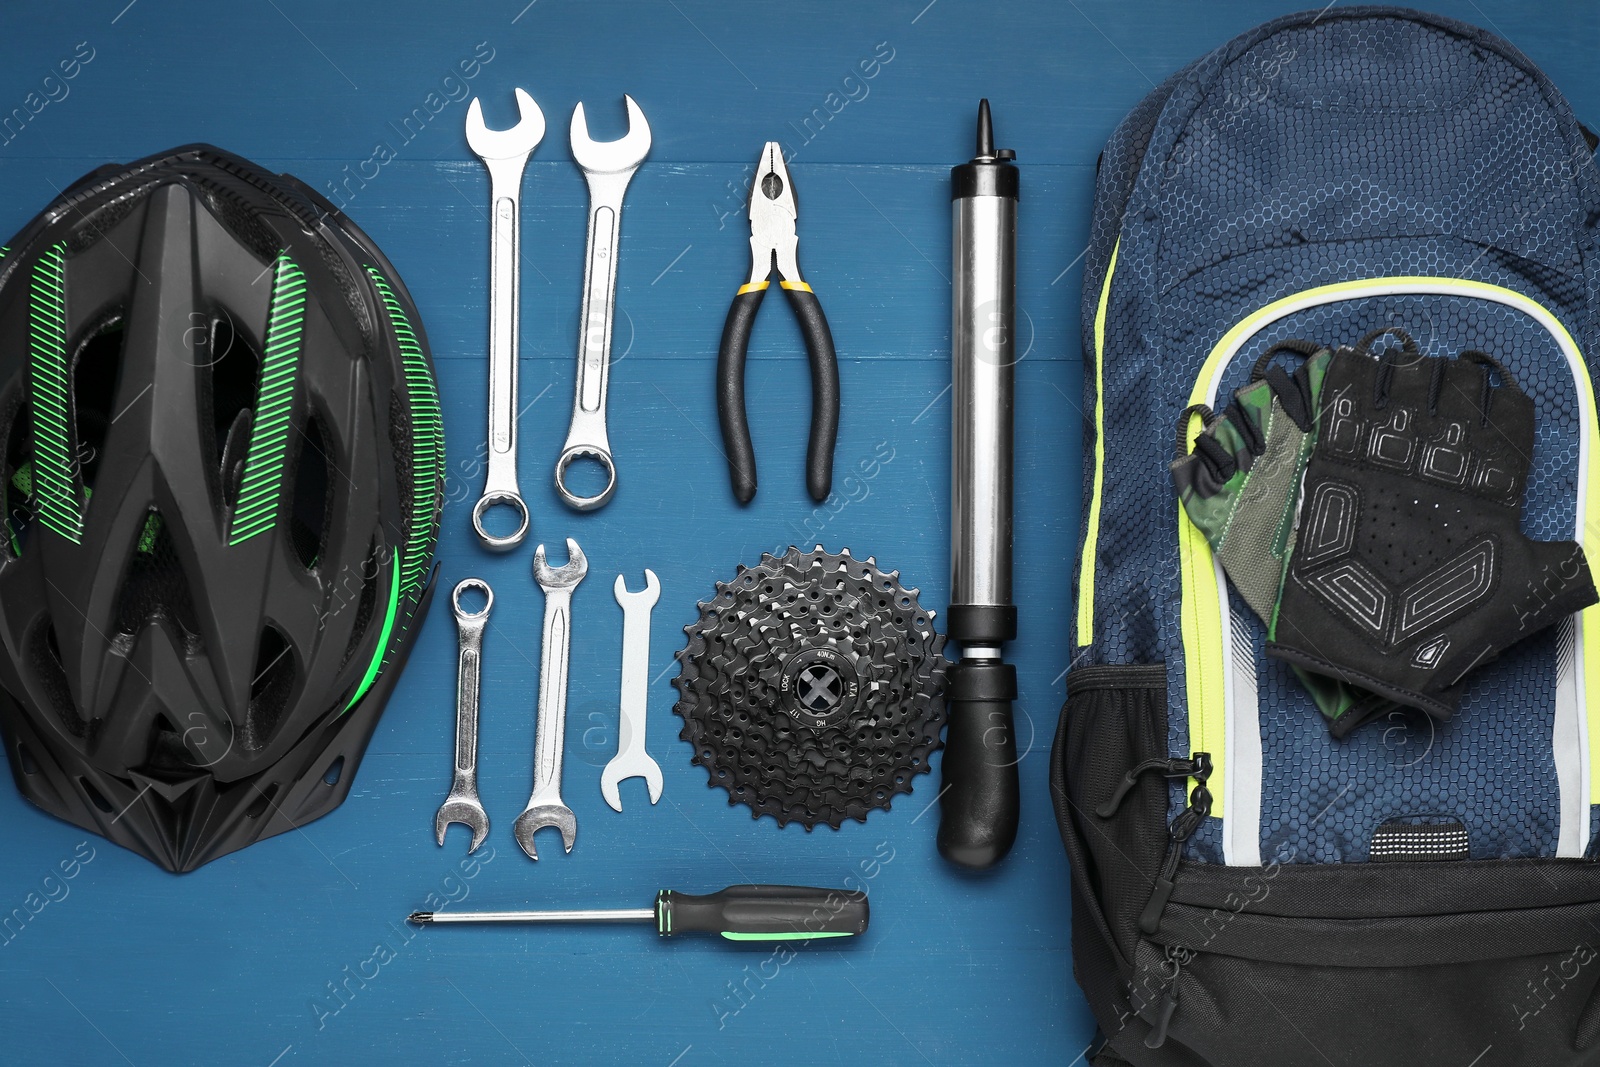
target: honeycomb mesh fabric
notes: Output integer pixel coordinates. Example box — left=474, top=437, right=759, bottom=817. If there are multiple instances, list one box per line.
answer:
left=1075, top=62, right=1196, bottom=665
left=1078, top=9, right=1600, bottom=863
left=110, top=514, right=201, bottom=653
left=672, top=547, right=947, bottom=829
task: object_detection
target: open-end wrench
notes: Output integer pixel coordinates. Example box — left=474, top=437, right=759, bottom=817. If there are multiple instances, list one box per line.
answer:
left=601, top=570, right=663, bottom=812
left=514, top=538, right=588, bottom=859
left=465, top=88, right=545, bottom=550
left=554, top=95, right=652, bottom=511
left=436, top=579, right=493, bottom=852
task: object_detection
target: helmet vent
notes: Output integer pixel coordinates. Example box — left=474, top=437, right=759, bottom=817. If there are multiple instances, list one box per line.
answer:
left=322, top=755, right=345, bottom=787
left=112, top=508, right=202, bottom=651
left=219, top=408, right=251, bottom=508
left=288, top=412, right=331, bottom=570
left=339, top=538, right=381, bottom=669
left=244, top=781, right=278, bottom=820
left=1, top=394, right=35, bottom=558
left=204, top=310, right=262, bottom=502
left=16, top=740, right=38, bottom=776
left=139, top=713, right=196, bottom=782
left=71, top=312, right=127, bottom=493
left=244, top=624, right=294, bottom=752
left=79, top=777, right=115, bottom=814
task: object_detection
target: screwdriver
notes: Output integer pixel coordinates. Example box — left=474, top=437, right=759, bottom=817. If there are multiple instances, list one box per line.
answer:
left=407, top=884, right=869, bottom=942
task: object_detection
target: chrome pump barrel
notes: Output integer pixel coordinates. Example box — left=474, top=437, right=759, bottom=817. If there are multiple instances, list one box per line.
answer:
left=938, top=99, right=1020, bottom=870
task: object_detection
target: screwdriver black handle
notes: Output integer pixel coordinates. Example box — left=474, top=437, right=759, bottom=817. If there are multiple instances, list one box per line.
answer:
left=655, top=885, right=869, bottom=941
left=716, top=280, right=840, bottom=505
left=937, top=658, right=1020, bottom=869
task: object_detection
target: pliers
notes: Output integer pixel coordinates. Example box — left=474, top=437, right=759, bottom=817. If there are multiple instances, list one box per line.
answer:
left=717, top=142, right=839, bottom=504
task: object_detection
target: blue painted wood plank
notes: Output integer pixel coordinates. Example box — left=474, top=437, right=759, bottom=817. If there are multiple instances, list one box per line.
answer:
left=0, top=1, right=1594, bottom=1064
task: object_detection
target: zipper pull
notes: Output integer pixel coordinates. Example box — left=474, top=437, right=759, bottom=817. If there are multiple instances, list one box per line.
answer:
left=1097, top=752, right=1212, bottom=819
left=1144, top=946, right=1193, bottom=1049
left=1139, top=774, right=1213, bottom=935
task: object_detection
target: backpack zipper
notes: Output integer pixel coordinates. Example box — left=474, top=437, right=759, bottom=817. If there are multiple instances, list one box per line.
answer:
left=1097, top=752, right=1213, bottom=818
left=1142, top=944, right=1194, bottom=1049
left=1139, top=756, right=1213, bottom=935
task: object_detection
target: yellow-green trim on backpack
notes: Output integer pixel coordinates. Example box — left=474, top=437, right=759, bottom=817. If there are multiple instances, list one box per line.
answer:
left=1075, top=239, right=1119, bottom=647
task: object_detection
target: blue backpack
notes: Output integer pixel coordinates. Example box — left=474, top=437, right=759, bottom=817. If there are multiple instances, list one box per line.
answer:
left=1054, top=8, right=1600, bottom=1064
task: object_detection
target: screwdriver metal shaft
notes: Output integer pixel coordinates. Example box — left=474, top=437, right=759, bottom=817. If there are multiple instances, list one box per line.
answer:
left=411, top=908, right=653, bottom=924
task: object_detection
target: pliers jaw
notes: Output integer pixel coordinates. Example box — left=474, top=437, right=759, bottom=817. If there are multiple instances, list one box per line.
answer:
left=719, top=141, right=839, bottom=505
left=746, top=141, right=802, bottom=287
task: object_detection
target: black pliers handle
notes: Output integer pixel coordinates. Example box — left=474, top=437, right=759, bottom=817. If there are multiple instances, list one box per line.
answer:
left=716, top=143, right=839, bottom=505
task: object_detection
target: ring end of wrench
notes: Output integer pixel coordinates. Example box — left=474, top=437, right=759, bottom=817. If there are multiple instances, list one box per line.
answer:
left=554, top=445, right=616, bottom=511
left=472, top=490, right=531, bottom=551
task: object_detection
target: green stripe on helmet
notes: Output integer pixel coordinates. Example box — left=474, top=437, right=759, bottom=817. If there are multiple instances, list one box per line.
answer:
left=29, top=242, right=83, bottom=543
left=364, top=265, right=443, bottom=598
left=345, top=559, right=400, bottom=712
left=229, top=254, right=306, bottom=545
left=342, top=266, right=444, bottom=715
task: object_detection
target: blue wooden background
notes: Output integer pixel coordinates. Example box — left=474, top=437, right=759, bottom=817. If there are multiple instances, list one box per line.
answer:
left=0, top=2, right=1594, bottom=1064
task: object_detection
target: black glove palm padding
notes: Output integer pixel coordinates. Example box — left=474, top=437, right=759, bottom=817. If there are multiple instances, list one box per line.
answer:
left=1267, top=343, right=1598, bottom=720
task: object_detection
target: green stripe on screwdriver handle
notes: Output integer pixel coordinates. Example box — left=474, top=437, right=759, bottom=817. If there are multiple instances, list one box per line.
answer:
left=408, top=884, right=869, bottom=943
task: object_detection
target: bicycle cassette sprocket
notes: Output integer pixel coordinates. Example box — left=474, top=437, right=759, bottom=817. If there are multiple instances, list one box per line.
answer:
left=672, top=546, right=948, bottom=829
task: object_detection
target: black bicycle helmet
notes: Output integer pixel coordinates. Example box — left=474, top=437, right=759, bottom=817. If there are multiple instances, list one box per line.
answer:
left=0, top=145, right=444, bottom=872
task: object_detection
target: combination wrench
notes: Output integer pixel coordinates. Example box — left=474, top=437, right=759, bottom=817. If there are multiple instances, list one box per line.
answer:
left=601, top=570, right=664, bottom=812
left=555, top=95, right=652, bottom=511
left=513, top=538, right=588, bottom=859
left=436, top=579, right=493, bottom=853
left=465, top=88, right=545, bottom=550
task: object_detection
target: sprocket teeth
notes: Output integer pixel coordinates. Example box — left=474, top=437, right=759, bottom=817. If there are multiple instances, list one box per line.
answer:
left=672, top=545, right=948, bottom=831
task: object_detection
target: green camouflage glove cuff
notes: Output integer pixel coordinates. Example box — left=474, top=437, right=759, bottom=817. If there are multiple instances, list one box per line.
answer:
left=1172, top=342, right=1328, bottom=621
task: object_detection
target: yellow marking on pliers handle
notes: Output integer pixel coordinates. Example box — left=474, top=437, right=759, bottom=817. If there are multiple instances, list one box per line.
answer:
left=737, top=281, right=771, bottom=295
left=778, top=280, right=812, bottom=293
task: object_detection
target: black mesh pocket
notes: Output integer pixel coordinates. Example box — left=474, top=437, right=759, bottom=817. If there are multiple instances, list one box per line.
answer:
left=1052, top=663, right=1173, bottom=1041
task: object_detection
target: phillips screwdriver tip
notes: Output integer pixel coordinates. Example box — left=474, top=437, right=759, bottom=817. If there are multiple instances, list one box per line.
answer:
left=407, top=912, right=433, bottom=925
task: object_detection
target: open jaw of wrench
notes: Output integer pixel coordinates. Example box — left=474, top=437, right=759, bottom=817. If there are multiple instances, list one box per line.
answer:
left=602, top=570, right=664, bottom=812
left=554, top=95, right=652, bottom=512
left=513, top=538, right=588, bottom=859
left=436, top=579, right=493, bottom=852
left=466, top=88, right=546, bottom=550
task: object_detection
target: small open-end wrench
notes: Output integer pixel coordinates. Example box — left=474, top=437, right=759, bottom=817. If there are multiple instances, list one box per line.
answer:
left=466, top=88, right=545, bottom=550
left=514, top=538, right=588, bottom=859
left=436, top=579, right=493, bottom=853
left=601, top=570, right=664, bottom=812
left=554, top=95, right=652, bottom=511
